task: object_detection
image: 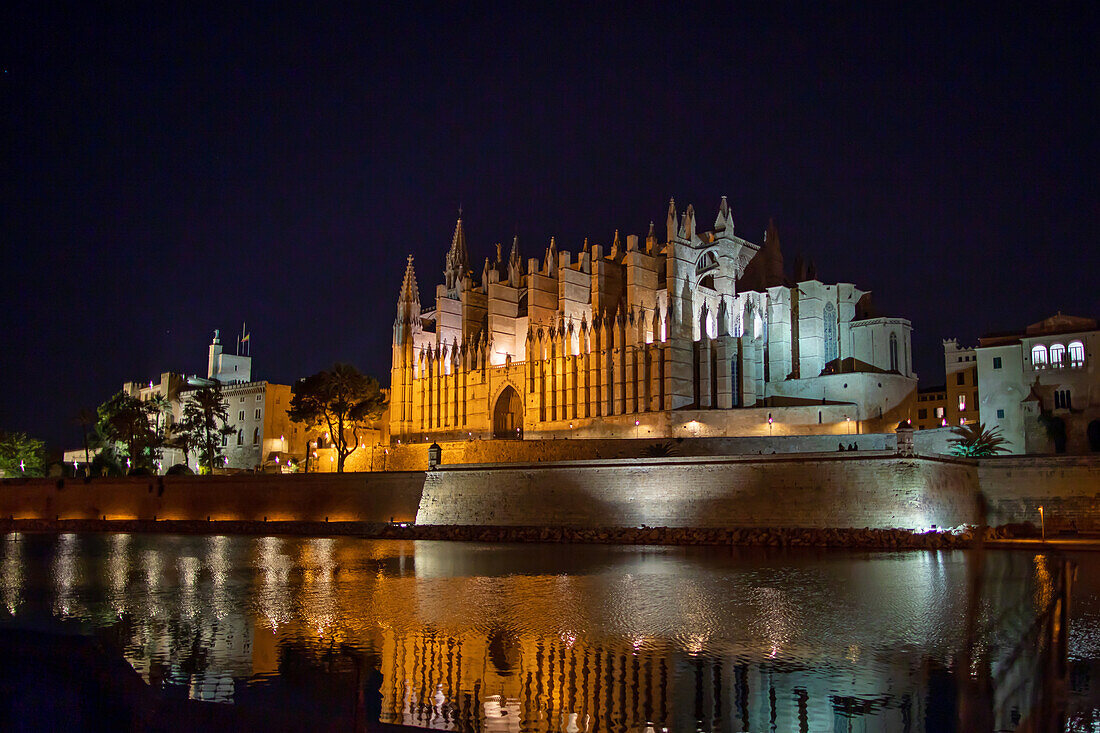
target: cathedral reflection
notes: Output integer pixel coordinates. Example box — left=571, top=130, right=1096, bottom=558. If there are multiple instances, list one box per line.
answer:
left=0, top=533, right=1084, bottom=731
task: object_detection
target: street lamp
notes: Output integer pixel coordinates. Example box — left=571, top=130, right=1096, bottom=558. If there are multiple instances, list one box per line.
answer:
left=1038, top=506, right=1045, bottom=540
left=845, top=415, right=851, bottom=434
left=768, top=413, right=773, bottom=436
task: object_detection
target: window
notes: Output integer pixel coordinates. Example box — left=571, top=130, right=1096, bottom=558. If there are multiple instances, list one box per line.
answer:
left=238, top=410, right=245, bottom=421
left=934, top=407, right=945, bottom=419
left=956, top=372, right=965, bottom=385
left=236, top=429, right=243, bottom=445
left=254, top=408, right=262, bottom=419
left=889, top=332, right=898, bottom=371
left=221, top=433, right=228, bottom=447
left=996, top=408, right=1005, bottom=418
left=823, top=303, right=838, bottom=363
left=958, top=395, right=966, bottom=411
left=256, top=394, right=262, bottom=401
left=1055, top=389, right=1073, bottom=410
left=1031, top=344, right=1048, bottom=367
left=1069, top=341, right=1085, bottom=368
left=993, top=356, right=1002, bottom=369
left=239, top=396, right=245, bottom=403
left=253, top=427, right=259, bottom=445
left=918, top=408, right=928, bottom=419
left=973, top=392, right=978, bottom=409
left=1050, top=343, right=1065, bottom=368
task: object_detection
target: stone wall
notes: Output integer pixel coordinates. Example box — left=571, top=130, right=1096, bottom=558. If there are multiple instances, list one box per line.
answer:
left=416, top=454, right=980, bottom=530
left=980, top=455, right=1100, bottom=531
left=0, top=473, right=424, bottom=524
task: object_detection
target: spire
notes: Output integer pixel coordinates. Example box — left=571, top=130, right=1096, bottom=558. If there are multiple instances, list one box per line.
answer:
left=678, top=204, right=695, bottom=240
left=508, top=234, right=523, bottom=287
left=610, top=229, right=621, bottom=258
left=395, top=254, right=422, bottom=340
left=444, top=215, right=470, bottom=291
left=715, top=196, right=732, bottom=234
left=398, top=254, right=420, bottom=309
left=665, top=198, right=677, bottom=242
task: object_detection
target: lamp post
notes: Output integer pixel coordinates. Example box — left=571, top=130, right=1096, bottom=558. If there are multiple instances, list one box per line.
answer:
left=845, top=415, right=851, bottom=435
left=768, top=413, right=773, bottom=436
left=1038, top=506, right=1045, bottom=540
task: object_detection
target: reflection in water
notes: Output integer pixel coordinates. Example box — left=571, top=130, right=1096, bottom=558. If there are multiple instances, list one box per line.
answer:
left=1, top=532, right=22, bottom=615
left=0, top=534, right=1091, bottom=731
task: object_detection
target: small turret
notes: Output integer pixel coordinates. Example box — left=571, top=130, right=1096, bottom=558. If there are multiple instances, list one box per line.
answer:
left=395, top=255, right=422, bottom=343
left=665, top=198, right=677, bottom=242
left=678, top=204, right=696, bottom=241
left=715, top=196, right=733, bottom=235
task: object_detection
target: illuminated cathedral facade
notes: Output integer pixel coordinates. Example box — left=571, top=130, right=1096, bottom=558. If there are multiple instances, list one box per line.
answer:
left=390, top=198, right=915, bottom=442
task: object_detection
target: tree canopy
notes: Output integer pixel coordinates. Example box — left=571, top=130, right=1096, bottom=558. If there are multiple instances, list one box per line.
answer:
left=94, top=391, right=165, bottom=473
left=0, top=431, right=47, bottom=477
left=174, top=384, right=236, bottom=474
left=948, top=422, right=1011, bottom=457
left=288, top=363, right=386, bottom=473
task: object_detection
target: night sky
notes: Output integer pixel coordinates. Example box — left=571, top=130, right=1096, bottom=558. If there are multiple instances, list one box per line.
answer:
left=3, top=4, right=1098, bottom=451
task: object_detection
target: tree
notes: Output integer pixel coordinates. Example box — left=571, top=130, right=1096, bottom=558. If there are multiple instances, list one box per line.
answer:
left=95, top=391, right=164, bottom=473
left=948, top=422, right=1011, bottom=457
left=73, top=407, right=96, bottom=465
left=0, top=431, right=47, bottom=477
left=288, top=363, right=387, bottom=473
left=174, top=385, right=236, bottom=474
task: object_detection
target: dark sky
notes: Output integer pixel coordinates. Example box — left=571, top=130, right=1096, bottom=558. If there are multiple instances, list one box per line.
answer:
left=3, top=3, right=1098, bottom=450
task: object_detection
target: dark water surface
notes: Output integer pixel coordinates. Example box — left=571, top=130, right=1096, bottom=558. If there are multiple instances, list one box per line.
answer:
left=1, top=532, right=1097, bottom=731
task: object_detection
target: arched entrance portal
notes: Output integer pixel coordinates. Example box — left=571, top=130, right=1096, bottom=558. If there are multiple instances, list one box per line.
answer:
left=493, top=386, right=523, bottom=439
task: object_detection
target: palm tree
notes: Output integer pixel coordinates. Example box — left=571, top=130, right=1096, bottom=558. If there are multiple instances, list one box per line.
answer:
left=73, top=407, right=96, bottom=465
left=948, top=422, right=1011, bottom=457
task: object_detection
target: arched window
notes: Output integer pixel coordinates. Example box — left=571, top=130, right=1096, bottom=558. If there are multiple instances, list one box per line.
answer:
left=1031, top=344, right=1048, bottom=368
left=889, top=332, right=898, bottom=372
left=1049, top=343, right=1066, bottom=368
left=236, top=429, right=243, bottom=445
left=1069, top=341, right=1085, bottom=368
left=253, top=427, right=260, bottom=445
left=823, top=303, right=838, bottom=363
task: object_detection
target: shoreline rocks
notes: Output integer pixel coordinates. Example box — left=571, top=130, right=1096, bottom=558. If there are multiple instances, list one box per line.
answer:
left=0, top=518, right=1040, bottom=549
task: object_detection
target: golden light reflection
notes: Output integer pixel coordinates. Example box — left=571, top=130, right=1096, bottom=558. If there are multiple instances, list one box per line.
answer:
left=1, top=532, right=22, bottom=615
left=106, top=533, right=131, bottom=618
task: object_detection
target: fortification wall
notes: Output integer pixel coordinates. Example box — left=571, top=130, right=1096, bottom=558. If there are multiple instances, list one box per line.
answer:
left=980, top=455, right=1100, bottom=531
left=416, top=454, right=980, bottom=530
left=0, top=473, right=424, bottom=523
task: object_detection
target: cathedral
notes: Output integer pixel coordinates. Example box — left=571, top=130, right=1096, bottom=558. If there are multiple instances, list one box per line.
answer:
left=390, top=198, right=915, bottom=442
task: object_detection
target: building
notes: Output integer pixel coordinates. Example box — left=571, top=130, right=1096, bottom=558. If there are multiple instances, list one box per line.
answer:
left=913, top=385, right=947, bottom=431
left=389, top=198, right=916, bottom=442
left=66, top=330, right=306, bottom=473
left=976, top=313, right=1100, bottom=454
left=183, top=331, right=304, bottom=472
left=943, top=338, right=979, bottom=427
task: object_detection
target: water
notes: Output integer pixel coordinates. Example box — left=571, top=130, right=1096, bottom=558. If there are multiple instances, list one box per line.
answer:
left=1, top=531, right=1097, bottom=731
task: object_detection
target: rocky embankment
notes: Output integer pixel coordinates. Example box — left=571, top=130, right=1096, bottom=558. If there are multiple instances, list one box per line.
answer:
left=0, top=518, right=1036, bottom=548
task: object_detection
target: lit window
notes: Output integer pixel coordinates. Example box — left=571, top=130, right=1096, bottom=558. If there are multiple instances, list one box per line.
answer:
left=1049, top=343, right=1065, bottom=368
left=934, top=407, right=945, bottom=419
left=1069, top=341, right=1085, bottom=368
left=992, top=356, right=1002, bottom=369
left=1031, top=344, right=1048, bottom=367
left=996, top=408, right=1005, bottom=419
left=958, top=395, right=966, bottom=411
